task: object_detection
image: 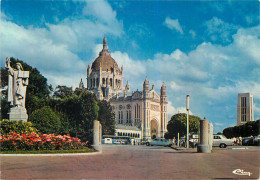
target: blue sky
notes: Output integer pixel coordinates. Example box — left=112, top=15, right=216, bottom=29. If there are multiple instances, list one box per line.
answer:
left=1, top=0, right=259, bottom=133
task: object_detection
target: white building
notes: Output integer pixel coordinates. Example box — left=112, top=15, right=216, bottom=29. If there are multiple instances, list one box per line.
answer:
left=237, top=93, right=254, bottom=125
left=87, top=37, right=168, bottom=140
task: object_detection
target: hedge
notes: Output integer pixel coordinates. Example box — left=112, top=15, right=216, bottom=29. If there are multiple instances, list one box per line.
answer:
left=223, top=120, right=259, bottom=138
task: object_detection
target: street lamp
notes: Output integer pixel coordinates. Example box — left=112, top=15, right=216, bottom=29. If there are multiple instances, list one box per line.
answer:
left=186, top=95, right=190, bottom=149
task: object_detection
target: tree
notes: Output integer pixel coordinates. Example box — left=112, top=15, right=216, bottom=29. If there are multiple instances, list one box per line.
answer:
left=55, top=90, right=99, bottom=143
left=164, top=113, right=201, bottom=139
left=0, top=97, right=10, bottom=120
left=98, top=100, right=115, bottom=135
left=29, top=106, right=61, bottom=134
left=53, top=85, right=73, bottom=99
left=223, top=119, right=260, bottom=138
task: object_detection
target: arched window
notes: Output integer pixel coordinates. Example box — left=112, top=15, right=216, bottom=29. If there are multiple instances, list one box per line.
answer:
left=96, top=78, right=99, bottom=87
left=110, top=78, right=113, bottom=87
left=102, top=78, right=105, bottom=85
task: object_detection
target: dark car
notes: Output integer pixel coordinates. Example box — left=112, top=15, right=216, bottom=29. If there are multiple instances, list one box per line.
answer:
left=247, top=136, right=260, bottom=146
left=242, top=136, right=260, bottom=146
left=242, top=137, right=252, bottom=146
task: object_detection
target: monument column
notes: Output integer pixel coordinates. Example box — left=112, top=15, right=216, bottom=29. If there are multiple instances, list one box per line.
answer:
left=197, top=117, right=211, bottom=153
left=5, top=57, right=29, bottom=122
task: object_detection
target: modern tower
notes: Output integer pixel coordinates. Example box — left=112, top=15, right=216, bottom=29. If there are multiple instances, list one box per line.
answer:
left=237, top=93, right=254, bottom=125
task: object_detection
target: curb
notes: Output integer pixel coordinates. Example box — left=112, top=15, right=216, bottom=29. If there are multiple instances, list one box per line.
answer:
left=171, top=146, right=196, bottom=151
left=0, top=151, right=102, bottom=157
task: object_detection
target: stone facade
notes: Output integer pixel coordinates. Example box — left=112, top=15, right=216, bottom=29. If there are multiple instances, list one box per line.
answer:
left=237, top=93, right=254, bottom=125
left=110, top=80, right=168, bottom=140
left=87, top=37, right=168, bottom=140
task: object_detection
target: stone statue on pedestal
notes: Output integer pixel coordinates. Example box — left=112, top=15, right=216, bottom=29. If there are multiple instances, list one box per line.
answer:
left=5, top=57, right=30, bottom=121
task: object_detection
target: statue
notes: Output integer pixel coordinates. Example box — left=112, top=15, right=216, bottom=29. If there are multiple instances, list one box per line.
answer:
left=5, top=58, right=29, bottom=121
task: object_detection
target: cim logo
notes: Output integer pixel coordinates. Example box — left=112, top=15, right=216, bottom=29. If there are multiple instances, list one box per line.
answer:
left=232, top=169, right=252, bottom=176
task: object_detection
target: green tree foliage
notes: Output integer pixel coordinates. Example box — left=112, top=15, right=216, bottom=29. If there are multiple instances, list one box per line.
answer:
left=53, top=85, right=73, bottom=99
left=164, top=113, right=201, bottom=139
left=98, top=100, right=115, bottom=135
left=223, top=119, right=260, bottom=138
left=0, top=119, right=38, bottom=135
left=1, top=57, right=50, bottom=117
left=50, top=90, right=99, bottom=143
left=74, top=87, right=84, bottom=96
left=29, top=106, right=61, bottom=134
left=0, top=97, right=10, bottom=119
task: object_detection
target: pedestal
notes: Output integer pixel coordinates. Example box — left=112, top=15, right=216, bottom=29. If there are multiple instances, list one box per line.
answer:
left=9, top=107, right=28, bottom=122
left=197, top=144, right=211, bottom=153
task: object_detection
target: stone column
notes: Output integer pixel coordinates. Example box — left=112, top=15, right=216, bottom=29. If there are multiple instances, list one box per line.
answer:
left=208, top=123, right=213, bottom=152
left=93, top=120, right=102, bottom=151
left=197, top=118, right=211, bottom=153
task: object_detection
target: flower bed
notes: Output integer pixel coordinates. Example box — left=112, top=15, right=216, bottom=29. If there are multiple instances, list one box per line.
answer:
left=0, top=132, right=87, bottom=151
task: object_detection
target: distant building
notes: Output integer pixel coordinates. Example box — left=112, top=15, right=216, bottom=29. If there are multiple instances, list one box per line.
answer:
left=86, top=37, right=168, bottom=140
left=237, top=93, right=254, bottom=125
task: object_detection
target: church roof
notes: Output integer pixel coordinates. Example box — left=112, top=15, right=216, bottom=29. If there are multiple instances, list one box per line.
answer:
left=91, top=36, right=121, bottom=73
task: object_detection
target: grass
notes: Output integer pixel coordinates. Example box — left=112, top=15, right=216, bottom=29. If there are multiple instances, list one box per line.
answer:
left=0, top=148, right=97, bottom=154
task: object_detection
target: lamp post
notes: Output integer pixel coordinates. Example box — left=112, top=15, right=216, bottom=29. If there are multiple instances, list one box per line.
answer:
left=186, top=95, right=190, bottom=149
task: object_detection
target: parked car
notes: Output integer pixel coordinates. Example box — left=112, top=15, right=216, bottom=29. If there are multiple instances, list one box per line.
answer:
left=253, top=135, right=260, bottom=146
left=242, top=137, right=253, bottom=146
left=246, top=136, right=260, bottom=146
left=150, top=138, right=172, bottom=147
left=213, top=135, right=233, bottom=148
left=140, top=138, right=151, bottom=146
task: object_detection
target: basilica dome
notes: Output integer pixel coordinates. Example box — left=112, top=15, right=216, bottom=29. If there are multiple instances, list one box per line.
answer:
left=91, top=37, right=121, bottom=73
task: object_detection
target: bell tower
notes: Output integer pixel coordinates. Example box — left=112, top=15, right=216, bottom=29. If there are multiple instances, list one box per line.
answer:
left=160, top=82, right=168, bottom=137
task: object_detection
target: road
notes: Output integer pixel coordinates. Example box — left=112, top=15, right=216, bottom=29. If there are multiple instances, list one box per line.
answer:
left=1, top=144, right=259, bottom=179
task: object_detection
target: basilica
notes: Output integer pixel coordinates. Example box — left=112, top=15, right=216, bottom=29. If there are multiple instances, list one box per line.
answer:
left=86, top=37, right=168, bottom=140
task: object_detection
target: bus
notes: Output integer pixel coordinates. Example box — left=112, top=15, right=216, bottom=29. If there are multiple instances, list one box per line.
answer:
left=102, top=135, right=131, bottom=144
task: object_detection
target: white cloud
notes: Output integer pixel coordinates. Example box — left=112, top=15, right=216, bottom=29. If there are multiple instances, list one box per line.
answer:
left=169, top=82, right=183, bottom=91
left=83, top=0, right=117, bottom=24
left=189, top=30, right=196, bottom=39
left=205, top=17, right=239, bottom=43
left=231, top=26, right=260, bottom=64
left=0, top=1, right=124, bottom=89
left=111, top=51, right=146, bottom=85
left=164, top=17, right=183, bottom=34
left=167, top=101, right=193, bottom=119
left=104, top=24, right=260, bottom=124
left=214, top=122, right=225, bottom=126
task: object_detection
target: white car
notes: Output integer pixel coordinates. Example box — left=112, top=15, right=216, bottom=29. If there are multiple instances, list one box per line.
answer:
left=150, top=138, right=172, bottom=147
left=213, top=135, right=233, bottom=148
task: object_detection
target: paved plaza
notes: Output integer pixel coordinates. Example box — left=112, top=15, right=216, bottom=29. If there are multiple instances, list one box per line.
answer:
left=1, top=145, right=259, bottom=179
